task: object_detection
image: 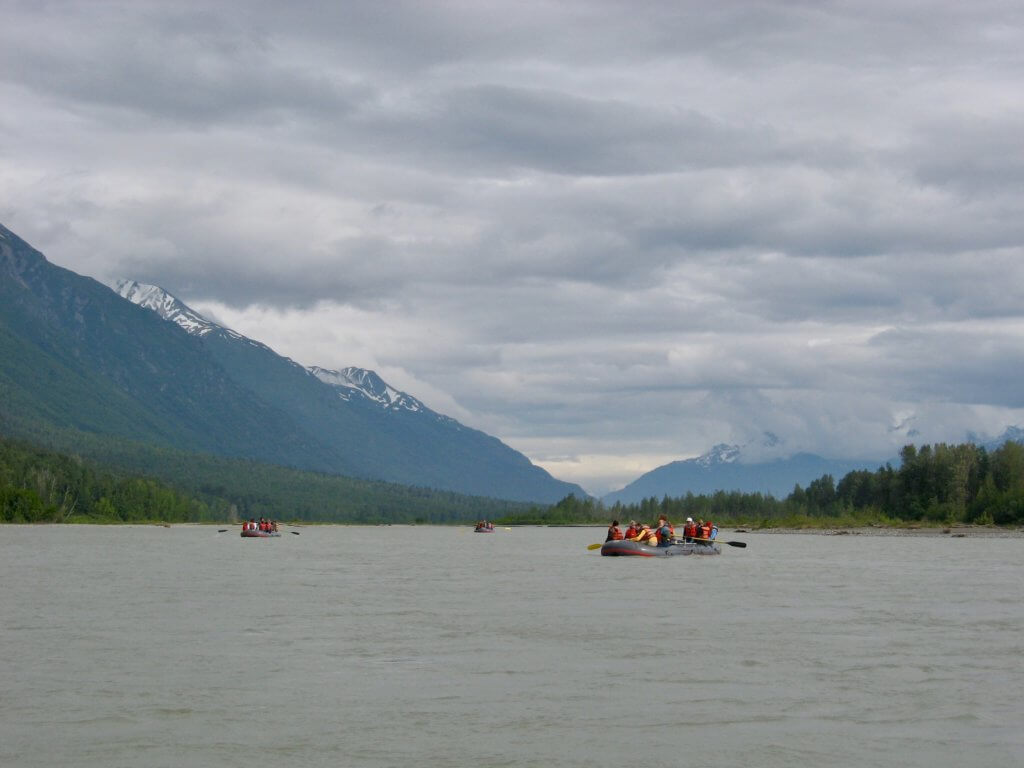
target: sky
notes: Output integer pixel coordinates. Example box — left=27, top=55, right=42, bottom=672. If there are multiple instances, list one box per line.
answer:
left=2, top=0, right=1024, bottom=495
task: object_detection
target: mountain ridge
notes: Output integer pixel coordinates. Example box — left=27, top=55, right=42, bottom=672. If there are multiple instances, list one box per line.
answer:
left=602, top=425, right=1024, bottom=505
left=2, top=224, right=585, bottom=502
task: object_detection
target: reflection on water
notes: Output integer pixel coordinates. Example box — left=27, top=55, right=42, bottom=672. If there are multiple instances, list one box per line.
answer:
left=1, top=525, right=1022, bottom=768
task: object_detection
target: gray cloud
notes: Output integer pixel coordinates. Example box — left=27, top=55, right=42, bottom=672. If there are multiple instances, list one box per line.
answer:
left=2, top=0, right=1023, bottom=494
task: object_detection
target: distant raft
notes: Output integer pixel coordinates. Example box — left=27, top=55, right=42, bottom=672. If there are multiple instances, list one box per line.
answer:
left=474, top=524, right=495, bottom=532
left=240, top=529, right=281, bottom=538
left=600, top=539, right=720, bottom=557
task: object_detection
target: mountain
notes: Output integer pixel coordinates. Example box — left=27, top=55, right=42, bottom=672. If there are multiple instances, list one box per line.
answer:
left=0, top=224, right=336, bottom=471
left=602, top=443, right=884, bottom=504
left=0, top=223, right=584, bottom=502
left=111, top=278, right=584, bottom=500
left=107, top=277, right=585, bottom=502
left=976, top=426, right=1024, bottom=452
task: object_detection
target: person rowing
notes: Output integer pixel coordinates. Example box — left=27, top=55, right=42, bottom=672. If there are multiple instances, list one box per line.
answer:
left=605, top=520, right=624, bottom=541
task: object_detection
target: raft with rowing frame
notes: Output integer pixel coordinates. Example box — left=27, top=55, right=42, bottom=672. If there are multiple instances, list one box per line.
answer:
left=600, top=539, right=721, bottom=556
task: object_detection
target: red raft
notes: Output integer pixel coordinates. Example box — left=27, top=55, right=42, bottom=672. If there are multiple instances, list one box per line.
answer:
left=241, top=529, right=281, bottom=538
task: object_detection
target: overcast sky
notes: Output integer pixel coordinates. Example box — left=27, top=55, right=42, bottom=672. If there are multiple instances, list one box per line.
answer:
left=3, top=1, right=1024, bottom=494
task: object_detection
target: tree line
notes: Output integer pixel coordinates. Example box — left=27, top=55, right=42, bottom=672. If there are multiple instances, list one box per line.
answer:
left=3, top=432, right=1023, bottom=526
left=499, top=440, right=1024, bottom=527
left=0, top=434, right=532, bottom=524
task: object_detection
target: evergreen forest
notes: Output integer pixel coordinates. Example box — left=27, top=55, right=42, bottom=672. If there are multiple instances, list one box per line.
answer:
left=2, top=433, right=1023, bottom=527
left=499, top=441, right=1024, bottom=527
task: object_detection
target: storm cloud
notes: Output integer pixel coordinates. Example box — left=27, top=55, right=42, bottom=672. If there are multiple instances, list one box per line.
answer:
left=2, top=0, right=1023, bottom=493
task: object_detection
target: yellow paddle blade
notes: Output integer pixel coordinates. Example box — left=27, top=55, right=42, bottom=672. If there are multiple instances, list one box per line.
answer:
left=587, top=542, right=603, bottom=550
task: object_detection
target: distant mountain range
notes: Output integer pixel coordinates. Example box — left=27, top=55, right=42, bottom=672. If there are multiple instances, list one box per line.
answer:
left=601, top=444, right=885, bottom=504
left=602, top=426, right=1024, bottom=505
left=0, top=223, right=585, bottom=502
left=5, top=221, right=1021, bottom=508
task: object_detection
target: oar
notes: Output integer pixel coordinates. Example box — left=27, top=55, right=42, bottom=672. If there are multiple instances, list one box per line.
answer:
left=587, top=535, right=653, bottom=549
left=674, top=537, right=746, bottom=548
left=217, top=529, right=228, bottom=533
left=290, top=530, right=300, bottom=535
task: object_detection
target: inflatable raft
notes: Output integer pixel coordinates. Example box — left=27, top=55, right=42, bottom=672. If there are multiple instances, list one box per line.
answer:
left=474, top=525, right=495, bottom=533
left=600, top=539, right=720, bottom=557
left=241, top=530, right=281, bottom=538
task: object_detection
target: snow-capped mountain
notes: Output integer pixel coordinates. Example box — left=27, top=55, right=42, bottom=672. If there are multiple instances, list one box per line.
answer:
left=602, top=441, right=883, bottom=505
left=109, top=275, right=584, bottom=501
left=694, top=443, right=741, bottom=467
left=114, top=279, right=221, bottom=337
left=309, top=365, right=448, bottom=419
left=115, top=281, right=448, bottom=421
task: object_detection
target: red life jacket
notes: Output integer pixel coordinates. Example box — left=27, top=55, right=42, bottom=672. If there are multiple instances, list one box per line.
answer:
left=683, top=522, right=697, bottom=539
left=701, top=522, right=712, bottom=539
left=608, top=526, right=623, bottom=540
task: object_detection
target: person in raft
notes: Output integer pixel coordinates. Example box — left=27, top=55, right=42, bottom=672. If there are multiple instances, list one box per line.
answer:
left=605, top=520, right=624, bottom=541
left=681, top=517, right=698, bottom=542
left=622, top=520, right=639, bottom=539
left=655, top=516, right=675, bottom=547
left=701, top=519, right=717, bottom=541
left=630, top=521, right=658, bottom=545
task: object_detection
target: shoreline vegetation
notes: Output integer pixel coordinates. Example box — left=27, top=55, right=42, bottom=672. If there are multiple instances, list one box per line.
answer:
left=3, top=433, right=1023, bottom=530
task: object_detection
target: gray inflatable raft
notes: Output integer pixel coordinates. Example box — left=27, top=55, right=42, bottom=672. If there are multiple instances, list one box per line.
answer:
left=600, top=539, right=721, bottom=557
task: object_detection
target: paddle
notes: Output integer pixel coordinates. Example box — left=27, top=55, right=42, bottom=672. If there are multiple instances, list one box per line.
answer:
left=587, top=542, right=604, bottom=550
left=290, top=530, right=300, bottom=535
left=217, top=529, right=228, bottom=533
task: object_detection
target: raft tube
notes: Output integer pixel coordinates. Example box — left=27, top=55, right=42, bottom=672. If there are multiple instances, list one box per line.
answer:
left=600, top=539, right=721, bottom=557
left=240, top=530, right=281, bottom=538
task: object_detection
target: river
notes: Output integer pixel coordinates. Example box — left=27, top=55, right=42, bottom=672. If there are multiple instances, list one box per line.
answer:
left=1, top=525, right=1021, bottom=767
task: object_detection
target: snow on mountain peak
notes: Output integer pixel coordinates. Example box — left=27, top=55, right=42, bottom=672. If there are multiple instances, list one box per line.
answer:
left=695, top=443, right=741, bottom=467
left=113, top=279, right=217, bottom=337
left=309, top=365, right=434, bottom=416
left=115, top=278, right=452, bottom=423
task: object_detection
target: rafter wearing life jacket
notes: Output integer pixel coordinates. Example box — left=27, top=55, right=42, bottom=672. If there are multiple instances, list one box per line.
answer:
left=606, top=521, right=624, bottom=541
left=682, top=518, right=698, bottom=542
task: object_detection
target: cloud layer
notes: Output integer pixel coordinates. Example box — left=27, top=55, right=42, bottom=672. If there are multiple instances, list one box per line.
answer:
left=3, top=1, right=1023, bottom=493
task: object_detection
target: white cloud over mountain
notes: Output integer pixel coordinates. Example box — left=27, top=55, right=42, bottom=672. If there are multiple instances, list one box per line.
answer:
left=3, top=1, right=1023, bottom=493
